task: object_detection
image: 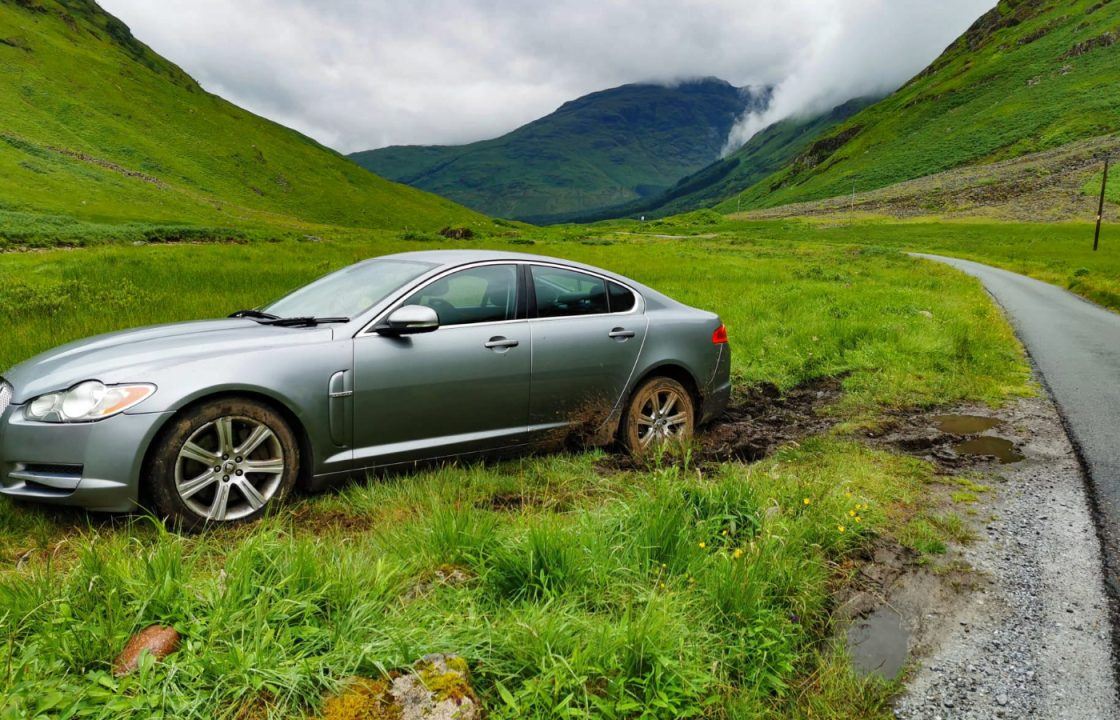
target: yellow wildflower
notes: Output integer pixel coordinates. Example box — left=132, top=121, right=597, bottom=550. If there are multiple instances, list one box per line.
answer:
left=837, top=525, right=846, bottom=533
left=733, top=548, right=744, bottom=559
left=803, top=497, right=811, bottom=505
left=698, top=541, right=706, bottom=549
left=849, top=510, right=856, bottom=517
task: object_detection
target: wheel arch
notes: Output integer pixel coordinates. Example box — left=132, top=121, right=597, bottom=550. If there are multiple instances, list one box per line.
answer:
left=137, top=389, right=316, bottom=505
left=627, top=362, right=703, bottom=416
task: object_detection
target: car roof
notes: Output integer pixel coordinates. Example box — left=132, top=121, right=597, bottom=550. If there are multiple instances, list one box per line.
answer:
left=377, top=249, right=593, bottom=269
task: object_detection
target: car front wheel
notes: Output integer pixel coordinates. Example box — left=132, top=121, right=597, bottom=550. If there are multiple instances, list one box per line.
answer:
left=147, top=398, right=299, bottom=529
left=619, top=376, right=696, bottom=455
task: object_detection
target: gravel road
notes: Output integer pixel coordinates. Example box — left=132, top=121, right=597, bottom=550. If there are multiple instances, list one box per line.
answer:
left=894, top=393, right=1117, bottom=719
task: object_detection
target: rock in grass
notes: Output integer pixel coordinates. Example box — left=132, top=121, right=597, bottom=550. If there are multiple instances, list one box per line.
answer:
left=320, top=653, right=480, bottom=720
left=112, top=625, right=181, bottom=676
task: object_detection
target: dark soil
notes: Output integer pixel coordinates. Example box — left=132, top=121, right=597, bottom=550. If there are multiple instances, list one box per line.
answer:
left=698, top=376, right=845, bottom=462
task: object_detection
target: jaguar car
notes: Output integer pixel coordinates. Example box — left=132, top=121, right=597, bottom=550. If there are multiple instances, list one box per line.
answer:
left=0, top=250, right=731, bottom=528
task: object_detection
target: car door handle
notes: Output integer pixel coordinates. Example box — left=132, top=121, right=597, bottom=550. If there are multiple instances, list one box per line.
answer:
left=484, top=336, right=520, bottom=349
left=608, top=328, right=636, bottom=339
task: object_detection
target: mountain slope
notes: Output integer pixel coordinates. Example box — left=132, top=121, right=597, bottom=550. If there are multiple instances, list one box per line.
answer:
left=0, top=0, right=481, bottom=236
left=737, top=0, right=1120, bottom=210
left=561, top=97, right=875, bottom=223
left=350, top=79, right=768, bottom=221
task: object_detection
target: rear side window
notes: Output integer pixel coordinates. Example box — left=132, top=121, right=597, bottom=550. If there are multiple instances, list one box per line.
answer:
left=403, top=264, right=517, bottom=325
left=608, top=281, right=636, bottom=313
left=531, top=266, right=608, bottom=318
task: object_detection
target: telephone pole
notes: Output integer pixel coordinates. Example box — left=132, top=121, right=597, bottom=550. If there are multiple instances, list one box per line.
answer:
left=1094, top=155, right=1110, bottom=252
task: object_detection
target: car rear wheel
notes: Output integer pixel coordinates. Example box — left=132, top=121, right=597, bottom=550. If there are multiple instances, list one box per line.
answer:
left=147, top=398, right=299, bottom=529
left=620, top=376, right=696, bottom=455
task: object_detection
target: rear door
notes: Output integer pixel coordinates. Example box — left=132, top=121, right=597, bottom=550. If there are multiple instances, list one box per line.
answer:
left=526, top=264, right=648, bottom=434
left=350, top=263, right=530, bottom=466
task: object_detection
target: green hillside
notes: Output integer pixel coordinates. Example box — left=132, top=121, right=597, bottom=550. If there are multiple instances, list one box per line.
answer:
left=0, top=0, right=481, bottom=240
left=350, top=79, right=767, bottom=221
left=736, top=0, right=1120, bottom=210
left=565, top=97, right=874, bottom=223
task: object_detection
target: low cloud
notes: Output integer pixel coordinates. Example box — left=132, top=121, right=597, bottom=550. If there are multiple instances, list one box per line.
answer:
left=723, top=0, right=995, bottom=152
left=99, top=0, right=994, bottom=154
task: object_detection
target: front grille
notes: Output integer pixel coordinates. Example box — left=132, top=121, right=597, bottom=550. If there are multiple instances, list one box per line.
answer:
left=0, top=381, right=11, bottom=416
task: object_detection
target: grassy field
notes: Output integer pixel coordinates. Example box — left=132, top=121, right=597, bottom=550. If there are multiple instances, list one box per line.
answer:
left=0, top=223, right=1032, bottom=719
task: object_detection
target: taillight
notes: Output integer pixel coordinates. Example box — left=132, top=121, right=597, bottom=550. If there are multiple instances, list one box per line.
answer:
left=712, top=324, right=728, bottom=344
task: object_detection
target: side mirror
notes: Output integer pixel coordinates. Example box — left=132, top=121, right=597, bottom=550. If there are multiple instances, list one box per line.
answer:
left=377, top=305, right=440, bottom=335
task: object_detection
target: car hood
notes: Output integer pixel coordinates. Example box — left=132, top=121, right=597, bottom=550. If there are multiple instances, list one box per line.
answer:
left=3, top=319, right=335, bottom=404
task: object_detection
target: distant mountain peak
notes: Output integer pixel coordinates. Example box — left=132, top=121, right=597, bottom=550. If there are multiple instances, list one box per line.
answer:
left=350, top=79, right=767, bottom=221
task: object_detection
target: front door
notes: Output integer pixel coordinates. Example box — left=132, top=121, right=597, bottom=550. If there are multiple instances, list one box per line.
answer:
left=351, top=263, right=530, bottom=466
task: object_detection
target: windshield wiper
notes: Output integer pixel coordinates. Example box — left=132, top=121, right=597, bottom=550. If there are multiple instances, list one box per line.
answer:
left=230, top=309, right=280, bottom=320
left=258, top=316, right=351, bottom=327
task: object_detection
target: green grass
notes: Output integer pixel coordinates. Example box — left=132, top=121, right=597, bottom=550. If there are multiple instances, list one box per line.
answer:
left=1, top=441, right=927, bottom=719
left=727, top=0, right=1120, bottom=211
left=0, top=1, right=483, bottom=237
left=0, top=222, right=1032, bottom=718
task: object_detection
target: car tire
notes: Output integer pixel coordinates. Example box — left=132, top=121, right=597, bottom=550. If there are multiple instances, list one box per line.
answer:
left=146, top=397, right=300, bottom=530
left=619, top=376, right=696, bottom=455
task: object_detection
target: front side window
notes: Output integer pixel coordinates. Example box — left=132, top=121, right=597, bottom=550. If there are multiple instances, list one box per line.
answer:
left=402, top=264, right=518, bottom=325
left=531, top=266, right=609, bottom=318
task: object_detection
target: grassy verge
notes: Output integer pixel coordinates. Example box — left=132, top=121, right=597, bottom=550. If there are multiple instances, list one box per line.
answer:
left=0, top=226, right=1030, bottom=718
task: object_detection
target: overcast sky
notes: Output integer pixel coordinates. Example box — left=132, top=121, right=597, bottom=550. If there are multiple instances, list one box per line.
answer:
left=99, top=0, right=995, bottom=154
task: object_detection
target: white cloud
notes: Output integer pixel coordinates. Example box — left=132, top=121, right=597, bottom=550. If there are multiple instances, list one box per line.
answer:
left=98, top=0, right=995, bottom=154
left=723, top=0, right=995, bottom=152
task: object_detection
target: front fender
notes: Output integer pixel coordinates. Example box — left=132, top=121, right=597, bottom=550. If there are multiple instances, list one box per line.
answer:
left=125, top=339, right=353, bottom=476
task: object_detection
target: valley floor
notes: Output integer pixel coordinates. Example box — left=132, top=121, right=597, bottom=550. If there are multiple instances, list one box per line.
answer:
left=1, top=218, right=1115, bottom=718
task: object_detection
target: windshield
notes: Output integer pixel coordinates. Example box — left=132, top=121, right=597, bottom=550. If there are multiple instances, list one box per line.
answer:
left=262, top=259, right=436, bottom=319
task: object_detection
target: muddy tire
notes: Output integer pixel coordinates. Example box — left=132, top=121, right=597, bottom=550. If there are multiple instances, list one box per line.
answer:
left=146, top=397, right=299, bottom=530
left=619, top=376, right=696, bottom=455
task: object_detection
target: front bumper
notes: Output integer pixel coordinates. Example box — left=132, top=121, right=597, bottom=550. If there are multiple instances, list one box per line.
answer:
left=0, top=405, right=173, bottom=512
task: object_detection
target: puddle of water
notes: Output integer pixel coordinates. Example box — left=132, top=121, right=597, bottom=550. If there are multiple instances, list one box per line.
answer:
left=847, top=605, right=909, bottom=679
left=953, top=436, right=1024, bottom=464
left=931, top=414, right=1001, bottom=435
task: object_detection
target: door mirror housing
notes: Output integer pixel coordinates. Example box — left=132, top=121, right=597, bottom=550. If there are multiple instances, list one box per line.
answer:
left=377, top=305, right=440, bottom=335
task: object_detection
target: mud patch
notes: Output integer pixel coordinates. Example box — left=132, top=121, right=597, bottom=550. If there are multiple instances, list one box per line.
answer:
left=286, top=504, right=373, bottom=533
left=867, top=409, right=1024, bottom=470
left=699, top=376, right=844, bottom=462
left=954, top=436, right=1024, bottom=464
left=477, top=491, right=541, bottom=511
left=931, top=414, right=1001, bottom=434
left=848, top=605, right=910, bottom=678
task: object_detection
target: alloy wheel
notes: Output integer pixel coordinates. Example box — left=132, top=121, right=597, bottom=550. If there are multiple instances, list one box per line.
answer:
left=174, top=415, right=285, bottom=521
left=635, top=387, right=691, bottom=447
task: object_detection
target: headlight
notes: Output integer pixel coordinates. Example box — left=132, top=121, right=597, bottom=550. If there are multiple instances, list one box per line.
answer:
left=24, top=381, right=156, bottom=423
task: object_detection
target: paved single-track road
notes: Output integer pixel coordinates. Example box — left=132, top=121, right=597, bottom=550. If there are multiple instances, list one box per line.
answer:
left=914, top=254, right=1120, bottom=601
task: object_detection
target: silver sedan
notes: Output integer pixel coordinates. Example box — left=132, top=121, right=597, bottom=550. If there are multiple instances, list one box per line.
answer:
left=0, top=250, right=731, bottom=528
